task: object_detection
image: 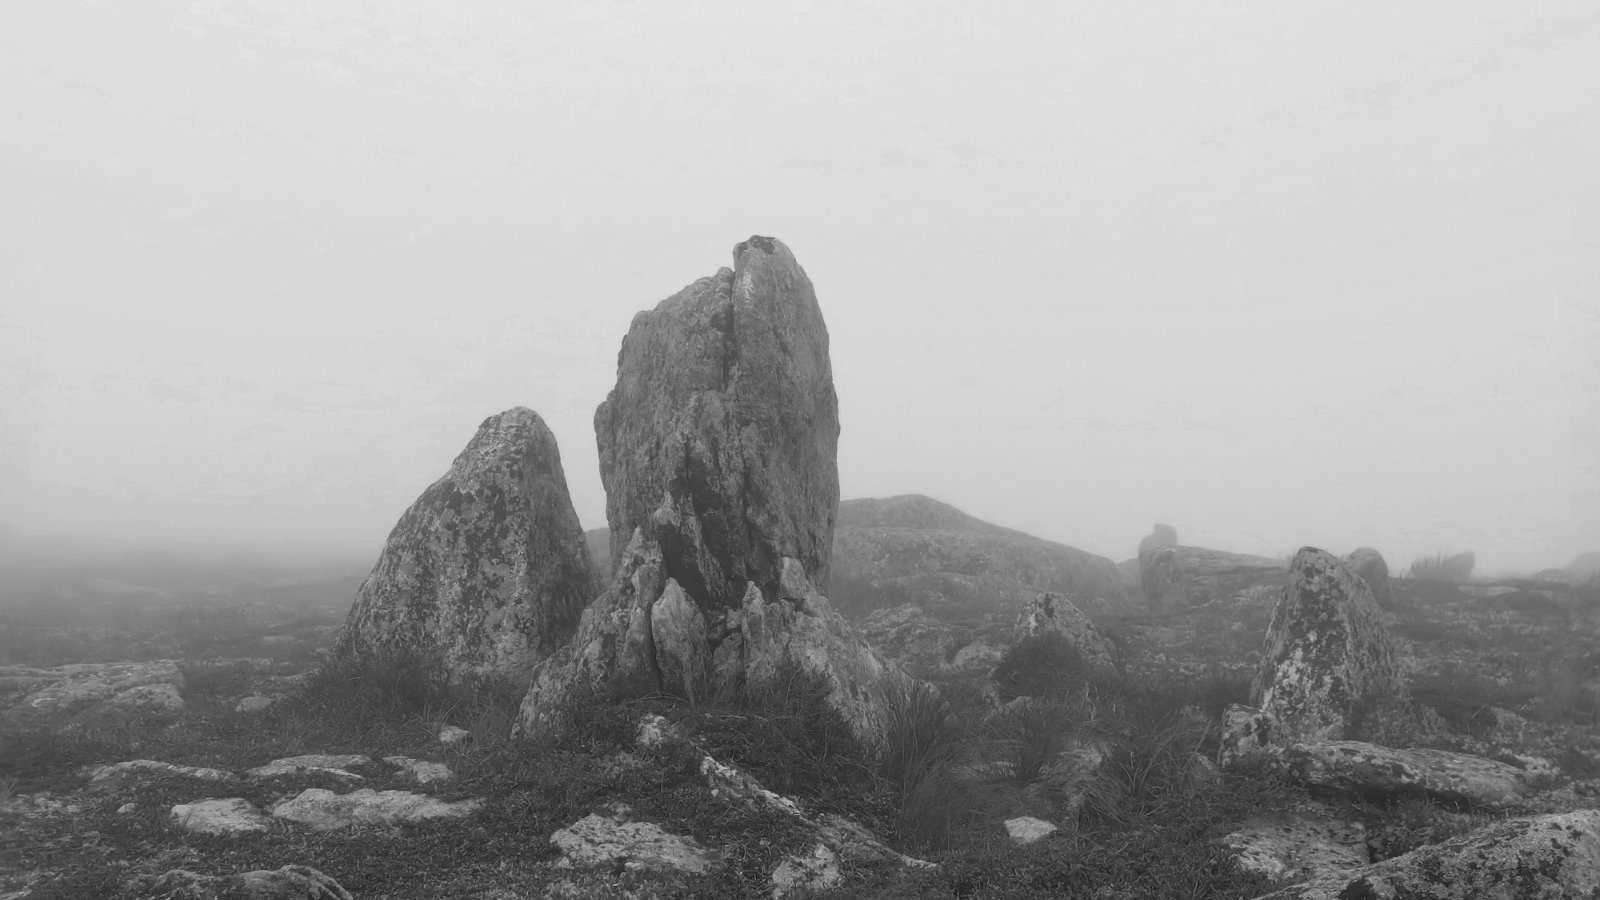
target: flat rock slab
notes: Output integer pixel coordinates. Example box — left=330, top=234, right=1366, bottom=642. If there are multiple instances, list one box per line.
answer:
left=551, top=812, right=718, bottom=874
left=771, top=843, right=842, bottom=899
left=1252, top=810, right=1600, bottom=899
left=1224, top=813, right=1369, bottom=882
left=247, top=754, right=372, bottom=780
left=86, top=759, right=239, bottom=785
left=172, top=798, right=272, bottom=835
left=0, top=660, right=186, bottom=727
left=1285, top=740, right=1531, bottom=809
left=270, top=788, right=483, bottom=830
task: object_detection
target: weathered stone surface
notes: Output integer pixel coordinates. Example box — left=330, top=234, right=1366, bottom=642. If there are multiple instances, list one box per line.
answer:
left=859, top=605, right=963, bottom=672
left=1224, top=813, right=1368, bottom=883
left=1004, top=816, right=1058, bottom=845
left=1251, top=810, right=1600, bottom=899
left=519, top=239, right=910, bottom=745
left=270, top=788, right=483, bottom=830
left=1140, top=544, right=1287, bottom=610
left=771, top=843, right=842, bottom=899
left=438, top=725, right=470, bottom=745
left=0, top=660, right=186, bottom=727
left=1013, top=592, right=1116, bottom=672
left=831, top=495, right=1131, bottom=618
left=1342, top=547, right=1392, bottom=608
left=1284, top=741, right=1533, bottom=810
left=595, top=235, right=838, bottom=605
left=134, top=865, right=352, bottom=900
left=171, top=798, right=272, bottom=835
left=246, top=754, right=371, bottom=781
left=550, top=810, right=718, bottom=874
left=1252, top=547, right=1402, bottom=743
left=381, top=756, right=455, bottom=787
left=1219, top=704, right=1281, bottom=768
left=335, top=407, right=595, bottom=688
left=86, top=759, right=238, bottom=786
left=234, top=695, right=275, bottom=714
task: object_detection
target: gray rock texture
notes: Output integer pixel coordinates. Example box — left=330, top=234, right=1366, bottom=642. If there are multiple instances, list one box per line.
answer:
left=0, top=660, right=186, bottom=728
left=518, top=238, right=908, bottom=745
left=595, top=235, right=838, bottom=604
left=1224, top=813, right=1369, bottom=884
left=1251, top=810, right=1600, bottom=899
left=1140, top=544, right=1287, bottom=610
left=1284, top=740, right=1535, bottom=810
left=831, top=495, right=1131, bottom=617
left=335, top=407, right=595, bottom=688
left=1252, top=547, right=1402, bottom=743
left=1012, top=592, right=1116, bottom=673
left=1342, top=547, right=1393, bottom=608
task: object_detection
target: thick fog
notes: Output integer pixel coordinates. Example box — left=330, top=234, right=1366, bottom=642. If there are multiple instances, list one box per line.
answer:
left=3, top=1, right=1596, bottom=574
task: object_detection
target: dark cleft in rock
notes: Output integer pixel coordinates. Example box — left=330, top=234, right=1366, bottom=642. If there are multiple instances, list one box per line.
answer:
left=334, top=408, right=596, bottom=689
left=595, top=235, right=839, bottom=607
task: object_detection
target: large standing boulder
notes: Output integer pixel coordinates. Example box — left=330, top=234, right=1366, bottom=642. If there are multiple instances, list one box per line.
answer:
left=519, top=237, right=907, bottom=744
left=1252, top=547, right=1402, bottom=743
left=334, top=408, right=596, bottom=689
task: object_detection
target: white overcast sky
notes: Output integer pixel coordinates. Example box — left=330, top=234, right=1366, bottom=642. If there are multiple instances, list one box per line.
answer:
left=3, top=0, right=1597, bottom=574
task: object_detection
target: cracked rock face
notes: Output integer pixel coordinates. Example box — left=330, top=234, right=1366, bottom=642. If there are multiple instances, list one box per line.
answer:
left=595, top=236, right=839, bottom=605
left=335, top=407, right=596, bottom=688
left=1252, top=547, right=1402, bottom=743
left=519, top=238, right=906, bottom=745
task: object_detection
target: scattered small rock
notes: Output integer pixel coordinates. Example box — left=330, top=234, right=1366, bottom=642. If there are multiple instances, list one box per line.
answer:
left=382, top=756, right=455, bottom=787
left=1004, top=816, right=1058, bottom=846
left=438, top=725, right=471, bottom=745
left=246, top=754, right=371, bottom=780
left=235, top=695, right=275, bottom=713
left=771, top=843, right=842, bottom=898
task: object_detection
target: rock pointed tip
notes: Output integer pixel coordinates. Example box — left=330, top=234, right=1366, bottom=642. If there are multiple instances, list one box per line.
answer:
left=732, top=235, right=784, bottom=263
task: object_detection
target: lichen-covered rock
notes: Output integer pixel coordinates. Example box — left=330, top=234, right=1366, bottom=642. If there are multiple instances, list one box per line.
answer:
left=1224, top=813, right=1368, bottom=883
left=1283, top=740, right=1534, bottom=810
left=246, top=754, right=371, bottom=781
left=551, top=810, right=718, bottom=874
left=1219, top=704, right=1282, bottom=768
left=1343, top=547, right=1393, bottom=609
left=269, top=788, right=483, bottom=830
left=335, top=407, right=595, bottom=688
left=519, top=238, right=910, bottom=745
left=1013, top=592, right=1116, bottom=672
left=171, top=798, right=272, bottom=835
left=595, top=235, right=838, bottom=604
left=771, top=843, right=842, bottom=898
left=85, top=759, right=239, bottom=787
left=133, top=865, right=352, bottom=900
left=0, top=660, right=186, bottom=728
left=1140, top=544, right=1287, bottom=609
left=1252, top=547, right=1402, bottom=743
left=381, top=756, right=455, bottom=787
left=832, top=495, right=1131, bottom=618
left=1251, top=810, right=1600, bottom=899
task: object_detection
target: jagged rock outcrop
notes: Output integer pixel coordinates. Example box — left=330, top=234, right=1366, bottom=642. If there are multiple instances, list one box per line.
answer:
left=1251, top=810, right=1600, bottom=899
left=518, top=237, right=907, bottom=744
left=831, top=495, right=1131, bottom=618
left=1341, top=547, right=1392, bottom=608
left=1140, top=542, right=1287, bottom=610
left=334, top=408, right=596, bottom=688
left=1252, top=548, right=1402, bottom=743
left=1012, top=592, right=1116, bottom=673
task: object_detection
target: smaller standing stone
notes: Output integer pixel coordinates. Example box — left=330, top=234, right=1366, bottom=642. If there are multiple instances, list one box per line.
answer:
left=1252, top=547, right=1403, bottom=743
left=1342, top=547, right=1392, bottom=608
left=1013, top=592, right=1116, bottom=673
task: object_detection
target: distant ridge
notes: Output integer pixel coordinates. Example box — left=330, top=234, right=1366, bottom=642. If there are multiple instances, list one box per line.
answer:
left=836, top=495, right=1015, bottom=535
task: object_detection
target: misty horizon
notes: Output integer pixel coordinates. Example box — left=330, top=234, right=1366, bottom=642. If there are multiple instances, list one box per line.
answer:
left=4, top=1, right=1597, bottom=576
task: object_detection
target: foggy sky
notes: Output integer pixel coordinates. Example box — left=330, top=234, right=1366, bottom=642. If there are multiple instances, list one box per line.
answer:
left=4, top=0, right=1598, bottom=574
